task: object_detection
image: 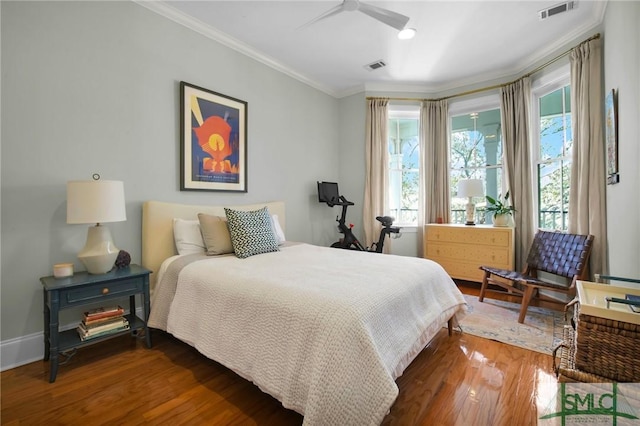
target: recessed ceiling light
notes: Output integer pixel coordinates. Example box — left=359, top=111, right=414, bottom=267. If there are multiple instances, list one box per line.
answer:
left=398, top=28, right=416, bottom=40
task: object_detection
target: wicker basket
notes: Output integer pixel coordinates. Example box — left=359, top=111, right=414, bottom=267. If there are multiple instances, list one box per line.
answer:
left=555, top=326, right=611, bottom=383
left=574, top=313, right=640, bottom=382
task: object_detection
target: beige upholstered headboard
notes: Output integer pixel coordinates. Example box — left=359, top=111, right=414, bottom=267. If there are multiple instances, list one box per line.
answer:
left=142, top=200, right=285, bottom=291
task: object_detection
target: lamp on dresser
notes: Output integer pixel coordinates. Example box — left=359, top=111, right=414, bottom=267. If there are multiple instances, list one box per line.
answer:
left=67, top=174, right=126, bottom=274
left=457, top=178, right=484, bottom=225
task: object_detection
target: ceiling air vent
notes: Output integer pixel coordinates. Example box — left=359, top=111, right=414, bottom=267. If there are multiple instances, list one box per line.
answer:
left=539, top=1, right=576, bottom=20
left=365, top=60, right=386, bottom=71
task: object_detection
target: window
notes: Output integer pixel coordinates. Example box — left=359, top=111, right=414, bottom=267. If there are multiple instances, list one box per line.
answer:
left=535, top=84, right=572, bottom=231
left=386, top=83, right=571, bottom=230
left=450, top=107, right=503, bottom=225
left=388, top=107, right=420, bottom=225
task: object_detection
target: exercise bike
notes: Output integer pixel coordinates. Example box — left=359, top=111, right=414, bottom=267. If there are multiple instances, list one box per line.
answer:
left=317, top=181, right=401, bottom=253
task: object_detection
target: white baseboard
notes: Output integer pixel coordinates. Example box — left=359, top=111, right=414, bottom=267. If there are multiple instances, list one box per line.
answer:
left=1, top=331, right=45, bottom=371
left=1, top=307, right=144, bottom=372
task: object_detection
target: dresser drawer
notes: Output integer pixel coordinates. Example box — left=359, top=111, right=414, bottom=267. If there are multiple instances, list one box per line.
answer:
left=426, top=243, right=511, bottom=265
left=434, top=259, right=485, bottom=282
left=60, top=278, right=144, bottom=307
left=426, top=226, right=511, bottom=247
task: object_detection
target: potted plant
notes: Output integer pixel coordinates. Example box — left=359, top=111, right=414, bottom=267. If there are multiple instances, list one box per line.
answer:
left=485, top=191, right=516, bottom=227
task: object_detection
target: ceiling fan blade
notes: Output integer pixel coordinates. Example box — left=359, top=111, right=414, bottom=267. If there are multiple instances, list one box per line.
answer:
left=297, top=4, right=346, bottom=29
left=357, top=2, right=410, bottom=31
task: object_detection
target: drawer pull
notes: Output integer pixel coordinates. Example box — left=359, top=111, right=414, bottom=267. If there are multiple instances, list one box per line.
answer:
left=102, top=288, right=109, bottom=295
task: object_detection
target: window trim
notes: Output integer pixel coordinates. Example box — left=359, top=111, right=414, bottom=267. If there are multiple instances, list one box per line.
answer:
left=388, top=104, right=420, bottom=119
left=448, top=93, right=501, bottom=116
left=388, top=104, right=420, bottom=226
left=531, top=66, right=571, bottom=230
left=448, top=93, right=503, bottom=224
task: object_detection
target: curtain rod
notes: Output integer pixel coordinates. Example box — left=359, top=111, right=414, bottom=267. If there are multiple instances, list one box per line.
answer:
left=366, top=33, right=601, bottom=103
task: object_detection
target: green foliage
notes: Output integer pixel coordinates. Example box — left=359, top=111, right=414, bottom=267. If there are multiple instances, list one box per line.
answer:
left=538, top=161, right=571, bottom=230
left=450, top=130, right=486, bottom=173
left=485, top=191, right=516, bottom=216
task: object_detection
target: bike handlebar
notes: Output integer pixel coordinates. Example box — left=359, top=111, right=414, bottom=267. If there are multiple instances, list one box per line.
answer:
left=326, top=195, right=354, bottom=207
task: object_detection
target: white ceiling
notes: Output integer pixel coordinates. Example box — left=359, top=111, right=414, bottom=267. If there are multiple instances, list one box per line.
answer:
left=139, top=0, right=607, bottom=98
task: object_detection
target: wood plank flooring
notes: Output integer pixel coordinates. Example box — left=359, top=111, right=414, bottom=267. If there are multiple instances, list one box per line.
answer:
left=1, top=283, right=562, bottom=425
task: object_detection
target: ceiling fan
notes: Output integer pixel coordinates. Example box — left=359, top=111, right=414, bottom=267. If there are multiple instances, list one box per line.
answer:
left=300, top=0, right=410, bottom=31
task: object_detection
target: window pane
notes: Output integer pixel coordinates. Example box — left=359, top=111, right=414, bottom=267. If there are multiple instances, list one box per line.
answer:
left=388, top=114, right=419, bottom=225
left=451, top=168, right=502, bottom=225
left=565, top=114, right=573, bottom=155
left=450, top=108, right=503, bottom=224
left=537, top=84, right=571, bottom=231
left=398, top=170, right=419, bottom=224
left=538, top=159, right=571, bottom=230
left=451, top=109, right=502, bottom=168
left=539, top=86, right=572, bottom=161
left=540, top=116, right=566, bottom=161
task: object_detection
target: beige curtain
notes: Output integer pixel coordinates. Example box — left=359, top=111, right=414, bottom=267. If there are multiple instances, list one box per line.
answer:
left=419, top=100, right=450, bottom=226
left=500, top=77, right=534, bottom=272
left=569, top=38, right=607, bottom=276
left=363, top=98, right=389, bottom=248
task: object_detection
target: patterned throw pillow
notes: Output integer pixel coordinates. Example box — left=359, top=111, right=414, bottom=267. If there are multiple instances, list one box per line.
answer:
left=224, top=207, right=280, bottom=259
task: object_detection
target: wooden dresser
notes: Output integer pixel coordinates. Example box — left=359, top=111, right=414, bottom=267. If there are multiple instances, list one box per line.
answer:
left=424, top=224, right=514, bottom=282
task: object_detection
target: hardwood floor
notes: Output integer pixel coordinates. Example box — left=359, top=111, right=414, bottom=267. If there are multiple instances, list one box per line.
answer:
left=1, top=282, right=561, bottom=425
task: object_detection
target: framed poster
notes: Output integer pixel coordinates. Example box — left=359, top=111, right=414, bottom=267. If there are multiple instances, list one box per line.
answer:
left=605, top=89, right=619, bottom=185
left=180, top=81, right=247, bottom=192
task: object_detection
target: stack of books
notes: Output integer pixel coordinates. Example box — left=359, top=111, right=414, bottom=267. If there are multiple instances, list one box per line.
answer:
left=77, top=306, right=129, bottom=341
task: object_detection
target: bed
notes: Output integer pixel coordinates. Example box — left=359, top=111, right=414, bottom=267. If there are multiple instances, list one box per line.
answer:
left=142, top=200, right=466, bottom=426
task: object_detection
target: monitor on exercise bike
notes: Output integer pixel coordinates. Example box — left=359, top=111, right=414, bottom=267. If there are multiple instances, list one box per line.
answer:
left=317, top=181, right=340, bottom=205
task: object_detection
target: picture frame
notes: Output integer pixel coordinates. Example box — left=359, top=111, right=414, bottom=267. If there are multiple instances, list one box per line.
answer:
left=180, top=81, right=247, bottom=192
left=605, top=89, right=619, bottom=185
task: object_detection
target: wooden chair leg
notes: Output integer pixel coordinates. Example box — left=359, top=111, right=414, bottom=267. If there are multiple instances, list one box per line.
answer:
left=479, top=271, right=490, bottom=302
left=518, top=285, right=536, bottom=324
left=448, top=318, right=453, bottom=336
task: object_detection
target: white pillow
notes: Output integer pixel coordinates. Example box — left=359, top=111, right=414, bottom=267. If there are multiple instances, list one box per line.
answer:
left=173, top=218, right=205, bottom=255
left=270, top=214, right=286, bottom=245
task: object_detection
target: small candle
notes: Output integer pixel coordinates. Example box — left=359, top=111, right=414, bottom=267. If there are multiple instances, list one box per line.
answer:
left=53, top=263, right=74, bottom=278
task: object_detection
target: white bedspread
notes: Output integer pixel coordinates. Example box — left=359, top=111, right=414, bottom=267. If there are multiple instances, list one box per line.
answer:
left=149, top=243, right=465, bottom=425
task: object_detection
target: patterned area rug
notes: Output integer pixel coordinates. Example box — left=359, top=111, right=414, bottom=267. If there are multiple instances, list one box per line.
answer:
left=458, top=294, right=569, bottom=355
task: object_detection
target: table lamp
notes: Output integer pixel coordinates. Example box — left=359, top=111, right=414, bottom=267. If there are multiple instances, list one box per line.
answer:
left=457, top=179, right=483, bottom=226
left=67, top=176, right=126, bottom=274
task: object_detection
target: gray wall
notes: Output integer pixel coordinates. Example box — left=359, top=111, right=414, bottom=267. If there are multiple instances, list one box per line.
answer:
left=1, top=1, right=340, bottom=342
left=602, top=1, right=640, bottom=281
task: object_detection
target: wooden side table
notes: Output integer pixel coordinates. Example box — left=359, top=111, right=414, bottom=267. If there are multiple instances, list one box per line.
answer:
left=40, top=264, right=152, bottom=382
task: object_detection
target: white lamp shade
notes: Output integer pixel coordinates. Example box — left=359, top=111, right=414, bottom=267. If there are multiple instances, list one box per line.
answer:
left=67, top=180, right=126, bottom=224
left=457, top=179, right=484, bottom=198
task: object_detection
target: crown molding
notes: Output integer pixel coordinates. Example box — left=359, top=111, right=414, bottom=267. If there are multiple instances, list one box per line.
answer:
left=133, top=0, right=606, bottom=101
left=133, top=0, right=339, bottom=98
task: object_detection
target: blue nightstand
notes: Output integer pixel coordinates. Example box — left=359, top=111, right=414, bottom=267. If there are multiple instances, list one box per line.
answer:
left=40, top=264, right=152, bottom=382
